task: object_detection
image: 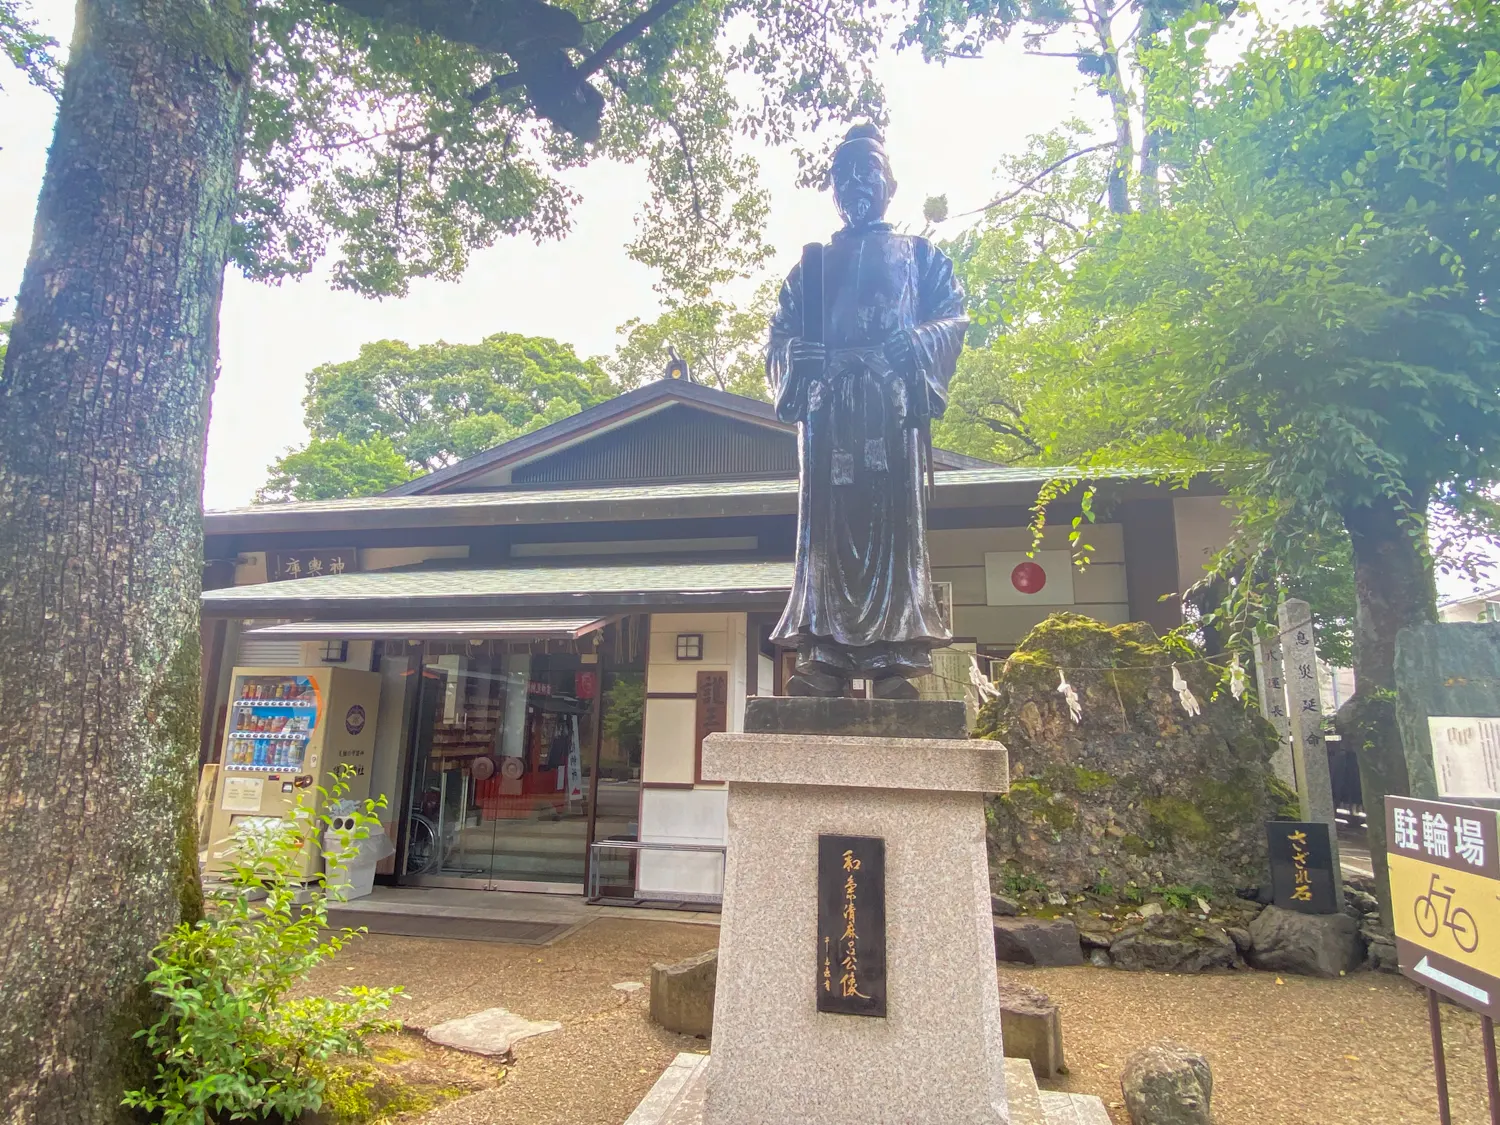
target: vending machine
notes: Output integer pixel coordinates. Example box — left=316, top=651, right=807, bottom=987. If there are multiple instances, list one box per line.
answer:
left=206, top=665, right=382, bottom=879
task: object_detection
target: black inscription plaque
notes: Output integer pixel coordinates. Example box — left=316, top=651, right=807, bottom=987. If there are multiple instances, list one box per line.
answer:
left=816, top=834, right=886, bottom=1017
left=1268, top=821, right=1340, bottom=914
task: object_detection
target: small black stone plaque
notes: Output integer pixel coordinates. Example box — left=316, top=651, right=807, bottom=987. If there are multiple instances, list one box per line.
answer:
left=817, top=834, right=886, bottom=1018
left=1268, top=821, right=1340, bottom=914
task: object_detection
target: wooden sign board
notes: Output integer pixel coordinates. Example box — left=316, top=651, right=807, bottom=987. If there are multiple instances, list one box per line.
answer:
left=1388, top=795, right=1500, bottom=1016
left=816, top=834, right=886, bottom=1018
left=1267, top=821, right=1341, bottom=914
left=694, top=671, right=728, bottom=781
left=269, top=548, right=357, bottom=582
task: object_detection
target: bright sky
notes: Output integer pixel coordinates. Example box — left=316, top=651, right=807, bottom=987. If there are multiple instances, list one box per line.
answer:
left=0, top=0, right=1490, bottom=602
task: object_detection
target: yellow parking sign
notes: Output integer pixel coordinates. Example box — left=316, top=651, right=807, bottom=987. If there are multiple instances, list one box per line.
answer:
left=1387, top=796, right=1500, bottom=1015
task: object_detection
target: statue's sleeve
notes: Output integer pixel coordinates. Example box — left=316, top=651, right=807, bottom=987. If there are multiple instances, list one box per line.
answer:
left=911, top=239, right=968, bottom=421
left=766, top=262, right=804, bottom=424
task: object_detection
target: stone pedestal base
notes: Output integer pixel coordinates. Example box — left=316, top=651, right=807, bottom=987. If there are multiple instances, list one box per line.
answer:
left=698, top=730, right=1011, bottom=1125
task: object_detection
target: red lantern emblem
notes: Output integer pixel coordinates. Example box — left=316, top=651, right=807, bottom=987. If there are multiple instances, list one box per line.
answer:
left=1010, top=560, right=1048, bottom=595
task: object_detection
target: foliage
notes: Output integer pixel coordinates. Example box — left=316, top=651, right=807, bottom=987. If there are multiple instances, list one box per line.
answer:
left=0, top=0, right=58, bottom=94
left=259, top=332, right=613, bottom=499
left=609, top=282, right=776, bottom=399
left=236, top=0, right=888, bottom=299
left=900, top=0, right=1228, bottom=213
left=601, top=675, right=645, bottom=748
left=0, top=314, right=9, bottom=369
left=258, top=435, right=415, bottom=502
left=934, top=123, right=1113, bottom=460
left=944, top=0, right=1500, bottom=662
left=123, top=771, right=400, bottom=1125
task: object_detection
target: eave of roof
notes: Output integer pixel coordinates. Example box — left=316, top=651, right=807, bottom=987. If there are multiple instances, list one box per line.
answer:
left=383, top=378, right=992, bottom=496
left=204, top=466, right=1116, bottom=537
left=201, top=559, right=796, bottom=617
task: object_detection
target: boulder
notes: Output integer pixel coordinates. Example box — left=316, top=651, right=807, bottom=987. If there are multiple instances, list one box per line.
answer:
left=997, top=980, right=1066, bottom=1079
left=976, top=615, right=1286, bottom=896
left=1248, top=905, right=1364, bottom=978
left=1108, top=915, right=1238, bottom=974
left=1361, top=923, right=1399, bottom=974
left=1226, top=927, right=1252, bottom=954
left=992, top=894, right=1020, bottom=917
left=1089, top=948, right=1112, bottom=968
left=993, top=917, right=1084, bottom=967
left=1121, top=1042, right=1213, bottom=1125
left=650, top=949, right=717, bottom=1038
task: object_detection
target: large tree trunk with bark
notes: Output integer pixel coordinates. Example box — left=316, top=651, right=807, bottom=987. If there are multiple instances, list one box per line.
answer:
left=1336, top=493, right=1438, bottom=928
left=0, top=1, right=250, bottom=1120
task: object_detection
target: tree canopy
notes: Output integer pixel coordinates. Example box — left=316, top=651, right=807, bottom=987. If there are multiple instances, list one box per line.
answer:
left=608, top=283, right=775, bottom=399
left=937, top=0, right=1500, bottom=915
left=234, top=0, right=888, bottom=300
left=259, top=331, right=614, bottom=499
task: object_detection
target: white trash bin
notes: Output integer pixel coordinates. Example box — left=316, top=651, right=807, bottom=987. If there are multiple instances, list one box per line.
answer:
left=323, top=809, right=395, bottom=902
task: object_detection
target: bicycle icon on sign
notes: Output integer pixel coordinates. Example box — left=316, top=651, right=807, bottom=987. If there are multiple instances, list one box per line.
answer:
left=1415, top=872, right=1480, bottom=954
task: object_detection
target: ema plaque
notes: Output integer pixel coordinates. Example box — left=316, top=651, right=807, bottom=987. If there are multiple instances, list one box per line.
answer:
left=817, top=834, right=886, bottom=1018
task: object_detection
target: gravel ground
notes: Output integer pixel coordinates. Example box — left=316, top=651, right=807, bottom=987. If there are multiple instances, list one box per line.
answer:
left=307, top=917, right=716, bottom=1125
left=1020, top=963, right=1492, bottom=1125
left=312, top=919, right=1490, bottom=1125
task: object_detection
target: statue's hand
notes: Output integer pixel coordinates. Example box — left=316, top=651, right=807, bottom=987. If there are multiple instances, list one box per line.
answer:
left=789, top=338, right=826, bottom=371
left=883, top=329, right=917, bottom=377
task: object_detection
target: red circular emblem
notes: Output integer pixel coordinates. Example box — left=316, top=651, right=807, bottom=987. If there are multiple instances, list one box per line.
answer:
left=1010, top=560, right=1048, bottom=595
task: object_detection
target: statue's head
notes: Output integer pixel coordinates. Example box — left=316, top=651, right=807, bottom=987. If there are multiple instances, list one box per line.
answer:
left=831, top=123, right=896, bottom=230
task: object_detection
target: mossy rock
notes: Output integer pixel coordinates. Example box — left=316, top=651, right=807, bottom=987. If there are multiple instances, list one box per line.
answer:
left=979, top=613, right=1281, bottom=896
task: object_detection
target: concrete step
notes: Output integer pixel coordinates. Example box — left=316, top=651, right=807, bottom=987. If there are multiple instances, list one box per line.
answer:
left=1040, top=1091, right=1114, bottom=1125
left=623, top=1052, right=1111, bottom=1125
left=1005, top=1057, right=1047, bottom=1125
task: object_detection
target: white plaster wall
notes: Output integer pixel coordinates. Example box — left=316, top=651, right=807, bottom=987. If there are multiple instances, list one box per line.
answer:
left=643, top=612, right=746, bottom=785
left=1173, top=496, right=1236, bottom=595
left=929, top=523, right=1127, bottom=648
left=359, top=545, right=470, bottom=571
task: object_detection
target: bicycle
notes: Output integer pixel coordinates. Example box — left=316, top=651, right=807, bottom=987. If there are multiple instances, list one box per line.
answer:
left=1415, top=872, right=1479, bottom=953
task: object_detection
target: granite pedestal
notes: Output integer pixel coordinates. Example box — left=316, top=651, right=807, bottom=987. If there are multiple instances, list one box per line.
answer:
left=695, top=703, right=1012, bottom=1125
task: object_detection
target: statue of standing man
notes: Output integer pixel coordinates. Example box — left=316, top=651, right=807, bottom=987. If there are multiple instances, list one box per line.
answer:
left=768, top=123, right=969, bottom=699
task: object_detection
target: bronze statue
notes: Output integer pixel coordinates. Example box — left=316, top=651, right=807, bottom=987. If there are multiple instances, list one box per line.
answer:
left=767, top=123, right=968, bottom=699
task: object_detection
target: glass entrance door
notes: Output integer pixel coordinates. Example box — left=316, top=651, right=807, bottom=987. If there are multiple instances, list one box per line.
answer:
left=400, top=643, right=594, bottom=888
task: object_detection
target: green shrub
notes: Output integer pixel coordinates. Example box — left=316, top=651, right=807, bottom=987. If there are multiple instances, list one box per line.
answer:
left=123, top=770, right=401, bottom=1124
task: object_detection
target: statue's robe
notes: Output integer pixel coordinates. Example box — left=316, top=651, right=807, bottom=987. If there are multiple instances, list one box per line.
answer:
left=767, top=222, right=968, bottom=677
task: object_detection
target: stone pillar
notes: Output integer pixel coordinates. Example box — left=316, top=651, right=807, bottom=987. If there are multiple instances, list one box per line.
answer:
left=1253, top=632, right=1296, bottom=788
left=700, top=702, right=1011, bottom=1125
left=1278, top=599, right=1337, bottom=825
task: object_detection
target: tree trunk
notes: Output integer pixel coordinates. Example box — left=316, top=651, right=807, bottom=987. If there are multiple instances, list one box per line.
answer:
left=1335, top=493, right=1438, bottom=928
left=1078, top=0, right=1133, bottom=213
left=0, top=1, right=250, bottom=1120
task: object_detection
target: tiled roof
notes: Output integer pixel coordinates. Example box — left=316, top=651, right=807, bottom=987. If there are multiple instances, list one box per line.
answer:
left=203, top=466, right=1103, bottom=535
left=202, top=559, right=796, bottom=613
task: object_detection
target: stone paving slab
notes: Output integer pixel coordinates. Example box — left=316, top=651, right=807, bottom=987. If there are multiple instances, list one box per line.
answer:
left=422, top=1007, right=562, bottom=1057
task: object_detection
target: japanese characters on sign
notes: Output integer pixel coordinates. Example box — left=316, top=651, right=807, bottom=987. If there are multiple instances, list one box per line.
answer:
left=1387, top=795, right=1500, bottom=1017
left=269, top=548, right=357, bottom=583
left=817, top=834, right=886, bottom=1018
left=1267, top=821, right=1340, bottom=914
left=1428, top=716, right=1500, bottom=799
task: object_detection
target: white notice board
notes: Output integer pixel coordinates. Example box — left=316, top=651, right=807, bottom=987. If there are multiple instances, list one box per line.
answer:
left=1430, top=716, right=1500, bottom=798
